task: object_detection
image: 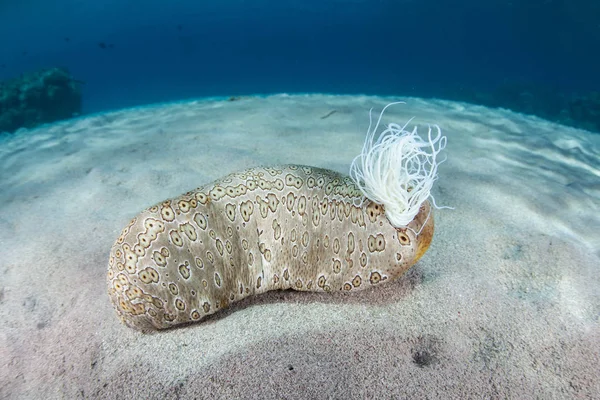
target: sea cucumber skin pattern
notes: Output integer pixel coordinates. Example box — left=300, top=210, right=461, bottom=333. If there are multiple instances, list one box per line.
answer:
left=107, top=165, right=434, bottom=331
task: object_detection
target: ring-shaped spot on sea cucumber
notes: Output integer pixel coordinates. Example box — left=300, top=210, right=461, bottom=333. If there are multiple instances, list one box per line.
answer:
left=206, top=251, right=214, bottom=264
left=139, top=269, right=152, bottom=284
left=369, top=271, right=382, bottom=284
left=329, top=201, right=337, bottom=220
left=297, top=196, right=307, bottom=215
left=257, top=178, right=268, bottom=190
left=125, top=286, right=142, bottom=300
left=347, top=232, right=355, bottom=254
left=301, top=252, right=308, bottom=264
left=285, top=174, right=295, bottom=186
left=209, top=186, right=226, bottom=201
left=318, top=275, right=326, bottom=288
left=325, top=182, right=334, bottom=195
left=118, top=273, right=129, bottom=285
left=225, top=203, right=236, bottom=222
left=343, top=283, right=352, bottom=291
left=397, top=230, right=411, bottom=246
left=301, top=231, right=309, bottom=247
left=138, top=233, right=151, bottom=248
left=168, top=283, right=179, bottom=295
left=336, top=203, right=344, bottom=221
left=312, top=210, right=320, bottom=227
left=256, top=276, right=262, bottom=289
left=292, top=245, right=299, bottom=258
left=376, top=234, right=386, bottom=251
left=178, top=200, right=190, bottom=213
left=202, top=302, right=211, bottom=313
left=147, top=268, right=159, bottom=283
left=344, top=202, right=352, bottom=217
left=333, top=238, right=340, bottom=254
left=169, top=230, right=184, bottom=247
left=179, top=263, right=191, bottom=279
left=368, top=235, right=376, bottom=253
left=267, top=193, right=279, bottom=212
left=360, top=252, right=367, bottom=267
left=264, top=249, right=272, bottom=262
left=153, top=251, right=167, bottom=267
left=332, top=259, right=342, bottom=274
left=195, top=192, right=208, bottom=204
left=286, top=192, right=295, bottom=211
left=113, top=280, right=123, bottom=291
left=320, top=200, right=328, bottom=215
left=180, top=222, right=197, bottom=241
left=273, top=221, right=282, bottom=241
left=175, top=298, right=186, bottom=311
left=268, top=179, right=281, bottom=191
left=283, top=269, right=290, bottom=281
left=216, top=239, right=224, bottom=256
left=295, top=279, right=303, bottom=289
left=259, top=200, right=268, bottom=218
left=193, top=213, right=208, bottom=230
left=237, top=184, right=248, bottom=196
left=191, top=310, right=201, bottom=320
left=240, top=200, right=254, bottom=222
left=133, top=244, right=145, bottom=257
left=214, top=272, right=222, bottom=287
left=152, top=297, right=164, bottom=308
left=225, top=240, right=233, bottom=254
left=164, top=313, right=176, bottom=322
left=161, top=205, right=175, bottom=222
left=352, top=275, right=362, bottom=287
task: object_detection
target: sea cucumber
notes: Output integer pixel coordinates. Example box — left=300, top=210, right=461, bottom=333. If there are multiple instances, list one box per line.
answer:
left=107, top=165, right=434, bottom=330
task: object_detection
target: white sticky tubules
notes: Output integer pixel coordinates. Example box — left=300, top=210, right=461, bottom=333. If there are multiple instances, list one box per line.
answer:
left=350, top=102, right=448, bottom=228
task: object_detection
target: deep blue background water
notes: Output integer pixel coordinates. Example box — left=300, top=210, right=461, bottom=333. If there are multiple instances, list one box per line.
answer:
left=1, top=0, right=598, bottom=115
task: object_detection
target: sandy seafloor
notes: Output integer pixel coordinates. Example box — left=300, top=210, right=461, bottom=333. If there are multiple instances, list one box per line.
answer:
left=0, top=94, right=598, bottom=399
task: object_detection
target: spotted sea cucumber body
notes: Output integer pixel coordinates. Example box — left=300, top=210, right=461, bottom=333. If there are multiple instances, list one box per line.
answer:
left=107, top=165, right=434, bottom=330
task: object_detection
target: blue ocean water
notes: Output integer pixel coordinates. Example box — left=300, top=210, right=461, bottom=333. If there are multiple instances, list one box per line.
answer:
left=0, top=0, right=599, bottom=130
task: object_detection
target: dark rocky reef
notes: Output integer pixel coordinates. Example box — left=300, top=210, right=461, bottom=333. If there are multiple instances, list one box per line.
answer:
left=0, top=67, right=83, bottom=134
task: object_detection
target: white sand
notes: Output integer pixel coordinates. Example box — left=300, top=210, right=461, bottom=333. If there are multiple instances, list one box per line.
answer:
left=0, top=94, right=598, bottom=399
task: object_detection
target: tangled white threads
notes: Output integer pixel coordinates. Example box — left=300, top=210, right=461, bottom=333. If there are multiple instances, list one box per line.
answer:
left=350, top=102, right=449, bottom=229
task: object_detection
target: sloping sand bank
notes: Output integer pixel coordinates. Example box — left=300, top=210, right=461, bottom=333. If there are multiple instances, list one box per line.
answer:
left=1, top=94, right=598, bottom=399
